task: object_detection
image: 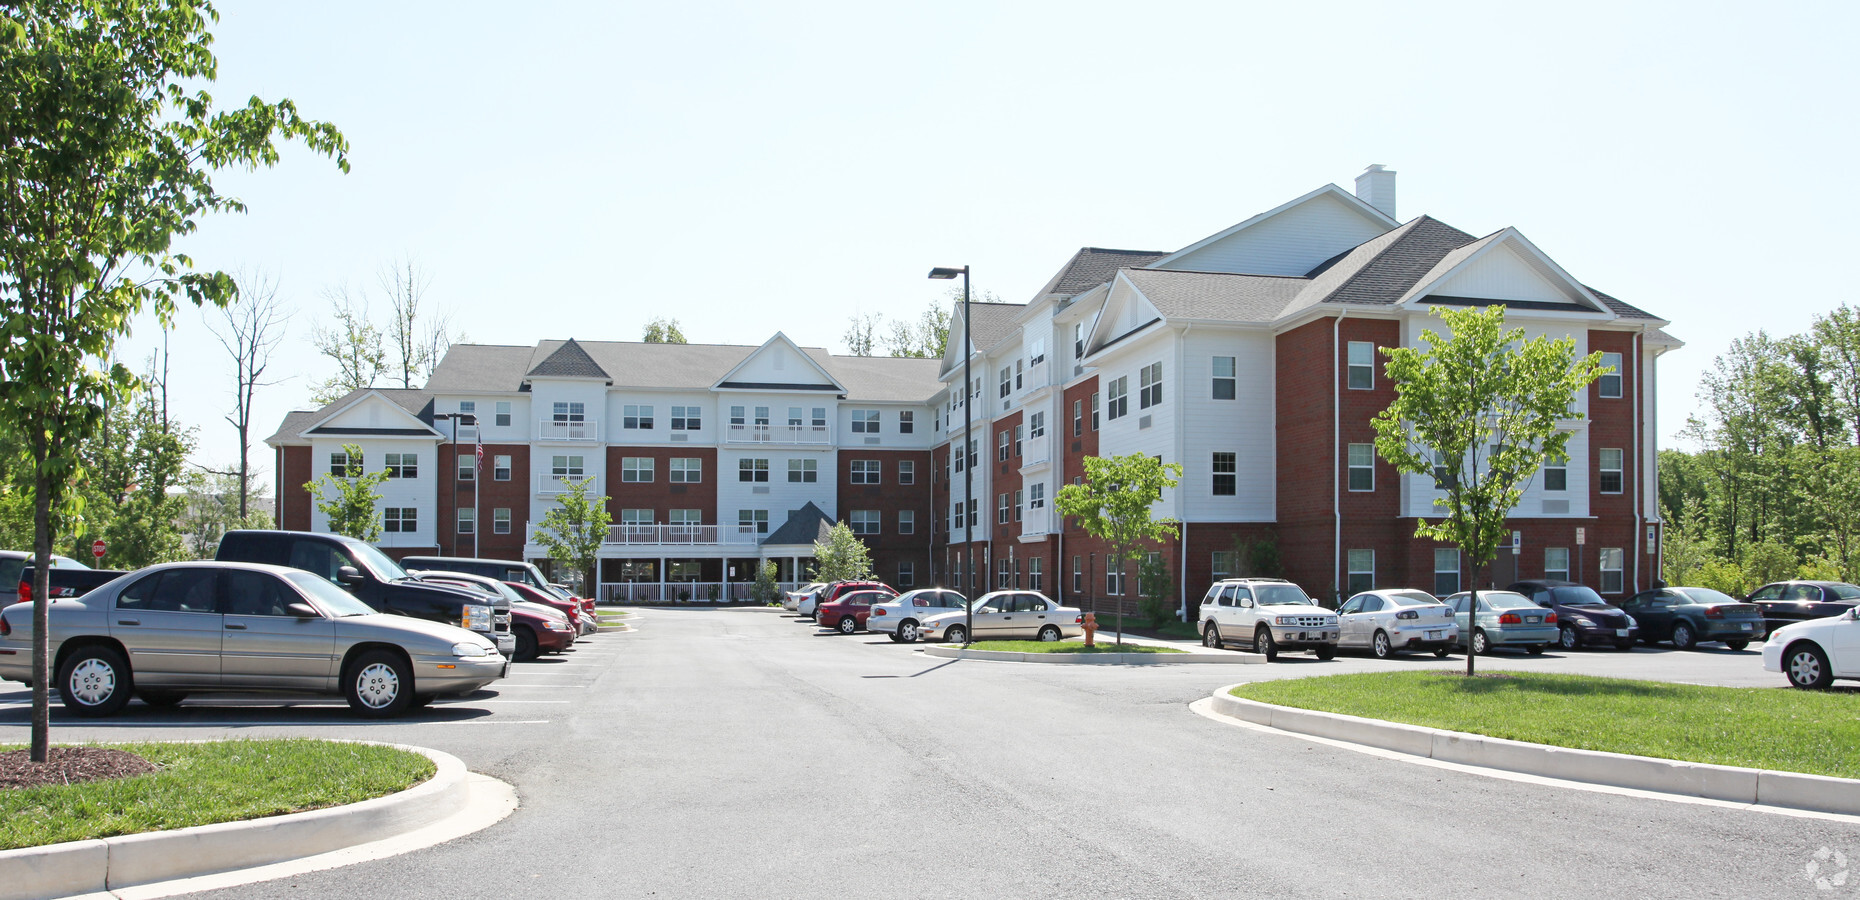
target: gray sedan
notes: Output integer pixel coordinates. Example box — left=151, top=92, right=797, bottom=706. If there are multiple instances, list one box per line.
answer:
left=0, top=561, right=506, bottom=717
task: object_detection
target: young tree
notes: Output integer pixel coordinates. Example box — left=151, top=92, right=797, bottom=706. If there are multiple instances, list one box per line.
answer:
left=0, top=0, right=346, bottom=761
left=381, top=258, right=459, bottom=389
left=207, top=270, right=289, bottom=521
left=304, top=444, right=388, bottom=542
left=533, top=477, right=612, bottom=602
left=309, top=288, right=386, bottom=404
left=751, top=560, right=781, bottom=605
left=842, top=313, right=879, bottom=357
left=84, top=388, right=192, bottom=568
left=811, top=521, right=874, bottom=583
left=1371, top=306, right=1605, bottom=676
left=642, top=317, right=688, bottom=343
left=1055, top=453, right=1183, bottom=647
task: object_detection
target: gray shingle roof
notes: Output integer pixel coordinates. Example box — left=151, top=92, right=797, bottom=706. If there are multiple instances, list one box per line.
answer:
left=1585, top=287, right=1662, bottom=321
left=526, top=338, right=610, bottom=379
left=1036, top=247, right=1170, bottom=298
left=763, top=502, right=836, bottom=547
left=263, top=389, right=435, bottom=445
left=822, top=355, right=944, bottom=402
left=1302, top=216, right=1479, bottom=308
left=1117, top=269, right=1306, bottom=324
left=426, top=344, right=535, bottom=393
left=963, top=302, right=1028, bottom=353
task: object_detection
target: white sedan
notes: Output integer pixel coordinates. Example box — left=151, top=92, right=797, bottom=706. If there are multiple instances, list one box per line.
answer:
left=785, top=582, right=826, bottom=613
left=1763, top=607, right=1860, bottom=688
left=1337, top=589, right=1458, bottom=658
left=867, top=588, right=968, bottom=643
left=919, top=590, right=1083, bottom=644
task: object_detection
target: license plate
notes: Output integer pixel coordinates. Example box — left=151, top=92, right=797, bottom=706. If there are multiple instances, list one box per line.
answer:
left=1615, top=628, right=1629, bottom=637
left=1525, top=616, right=1541, bottom=624
left=1739, top=622, right=1752, bottom=631
left=1427, top=630, right=1442, bottom=640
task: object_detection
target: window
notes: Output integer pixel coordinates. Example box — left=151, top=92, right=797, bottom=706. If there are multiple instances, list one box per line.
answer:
left=384, top=508, right=417, bottom=533
left=730, top=405, right=745, bottom=428
left=1074, top=323, right=1085, bottom=359
left=999, top=367, right=1012, bottom=398
left=1029, top=483, right=1045, bottom=509
left=1073, top=555, right=1083, bottom=593
left=899, top=411, right=914, bottom=434
left=552, top=401, right=585, bottom=423
left=1599, top=448, right=1623, bottom=493
left=852, top=409, right=879, bottom=433
left=788, top=458, right=816, bottom=483
left=1544, top=547, right=1570, bottom=581
left=850, top=510, right=879, bottom=535
left=1030, top=339, right=1045, bottom=367
left=621, top=509, right=653, bottom=527
left=670, top=458, right=702, bottom=483
left=1073, top=399, right=1083, bottom=436
left=998, top=493, right=1010, bottom=524
left=384, top=452, right=416, bottom=479
left=1347, top=549, right=1374, bottom=594
left=1028, top=557, right=1043, bottom=591
left=788, top=407, right=803, bottom=428
left=1348, top=443, right=1375, bottom=491
left=1015, top=359, right=1024, bottom=390
left=898, top=510, right=915, bottom=534
left=457, top=453, right=474, bottom=482
left=1432, top=449, right=1456, bottom=490
left=329, top=450, right=360, bottom=476
left=851, top=460, right=881, bottom=484
left=1139, top=362, right=1163, bottom=409
left=1434, top=548, right=1460, bottom=596
left=495, top=401, right=511, bottom=427
left=754, top=406, right=770, bottom=427
left=1014, top=489, right=1022, bottom=521
left=739, top=458, right=769, bottom=482
left=1212, top=452, right=1237, bottom=496
left=968, top=498, right=977, bottom=525
left=552, top=455, right=584, bottom=478
left=955, top=442, right=966, bottom=473
left=669, top=508, right=702, bottom=527
left=623, top=405, right=654, bottom=430
left=671, top=406, right=701, bottom=430
left=998, top=430, right=1010, bottom=462
left=898, top=561, right=915, bottom=588
left=621, top=457, right=654, bottom=483
left=1107, top=377, right=1128, bottom=420
left=457, top=508, right=475, bottom=535
left=1107, top=568, right=1124, bottom=596
left=1211, top=550, right=1238, bottom=581
left=459, top=400, right=475, bottom=416
left=1543, top=453, right=1567, bottom=492
left=1014, top=424, right=1023, bottom=457
left=966, top=439, right=977, bottom=471
left=1091, top=391, right=1100, bottom=430
left=812, top=408, right=827, bottom=430
left=898, top=460, right=915, bottom=485
left=998, top=557, right=1012, bottom=588
left=493, top=454, right=511, bottom=482
left=953, top=501, right=965, bottom=529
left=493, top=508, right=511, bottom=535
left=1213, top=356, right=1236, bottom=400
left=738, top=509, right=769, bottom=535
left=1029, top=412, right=1045, bottom=438
left=1598, top=547, right=1625, bottom=593
left=1599, top=352, right=1623, bottom=399
left=1347, top=341, right=1375, bottom=390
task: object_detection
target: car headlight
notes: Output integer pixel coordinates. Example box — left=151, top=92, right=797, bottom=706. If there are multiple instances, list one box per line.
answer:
left=1274, top=616, right=1296, bottom=626
left=452, top=641, right=491, bottom=657
left=460, top=604, right=493, bottom=631
left=1624, top=616, right=1637, bottom=627
left=549, top=621, right=572, bottom=632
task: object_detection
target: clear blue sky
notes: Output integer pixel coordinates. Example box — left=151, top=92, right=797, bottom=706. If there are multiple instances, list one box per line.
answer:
left=124, top=0, right=1860, bottom=475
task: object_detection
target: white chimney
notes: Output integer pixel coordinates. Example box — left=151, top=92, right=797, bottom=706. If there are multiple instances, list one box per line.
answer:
left=1354, top=164, right=1397, bottom=220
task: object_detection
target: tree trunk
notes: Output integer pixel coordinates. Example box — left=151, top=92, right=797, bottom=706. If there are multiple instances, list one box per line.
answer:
left=31, top=471, right=53, bottom=763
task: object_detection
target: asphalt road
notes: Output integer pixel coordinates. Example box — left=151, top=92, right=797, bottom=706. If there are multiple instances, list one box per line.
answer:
left=3, top=609, right=1856, bottom=899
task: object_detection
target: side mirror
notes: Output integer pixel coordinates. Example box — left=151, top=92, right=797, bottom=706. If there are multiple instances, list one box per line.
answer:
left=286, top=602, right=319, bottom=618
left=337, top=566, right=364, bottom=585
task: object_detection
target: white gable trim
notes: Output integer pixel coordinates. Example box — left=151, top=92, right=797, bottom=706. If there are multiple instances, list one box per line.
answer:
left=712, top=332, right=847, bottom=393
left=1397, top=228, right=1612, bottom=316
left=1147, top=184, right=1399, bottom=271
left=302, top=390, right=442, bottom=439
left=1083, top=272, right=1165, bottom=359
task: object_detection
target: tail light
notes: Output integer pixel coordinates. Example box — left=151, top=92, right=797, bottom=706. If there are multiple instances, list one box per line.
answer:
left=1074, top=614, right=1084, bottom=623
left=1499, top=613, right=1522, bottom=624
left=0, top=616, right=8, bottom=636
left=1546, top=612, right=1558, bottom=624
left=1705, top=607, right=1724, bottom=619
left=15, top=581, right=28, bottom=606
left=872, top=608, right=887, bottom=617
left=1396, top=610, right=1419, bottom=620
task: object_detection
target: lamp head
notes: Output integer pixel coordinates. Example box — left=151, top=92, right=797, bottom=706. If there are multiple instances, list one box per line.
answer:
left=927, top=266, right=966, bottom=280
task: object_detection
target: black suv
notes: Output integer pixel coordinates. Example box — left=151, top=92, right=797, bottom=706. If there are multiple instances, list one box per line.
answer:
left=217, top=530, right=515, bottom=658
left=1505, top=579, right=1639, bottom=651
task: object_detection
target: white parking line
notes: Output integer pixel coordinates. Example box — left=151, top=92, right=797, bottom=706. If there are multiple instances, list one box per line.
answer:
left=485, top=683, right=589, bottom=688
left=438, top=699, right=570, bottom=704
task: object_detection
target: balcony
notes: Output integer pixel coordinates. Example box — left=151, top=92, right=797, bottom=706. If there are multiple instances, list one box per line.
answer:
left=725, top=423, right=831, bottom=445
left=537, top=418, right=601, bottom=442
left=602, top=524, right=760, bottom=546
left=1022, top=432, right=1051, bottom=467
left=536, top=473, right=599, bottom=495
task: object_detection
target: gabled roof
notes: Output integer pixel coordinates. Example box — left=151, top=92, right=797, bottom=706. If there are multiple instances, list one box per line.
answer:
left=1117, top=269, right=1307, bottom=325
left=940, top=301, right=1030, bottom=378
left=712, top=332, right=846, bottom=394
left=1034, top=247, right=1169, bottom=298
left=1147, top=183, right=1400, bottom=272
left=526, top=338, right=610, bottom=380
left=1391, top=227, right=1615, bottom=317
left=426, top=344, right=534, bottom=393
left=763, top=502, right=836, bottom=547
left=1281, top=215, right=1480, bottom=315
left=823, top=355, right=943, bottom=402
left=268, top=388, right=441, bottom=446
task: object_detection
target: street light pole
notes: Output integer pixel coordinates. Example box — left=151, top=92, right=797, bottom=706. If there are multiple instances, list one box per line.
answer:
left=929, top=265, right=971, bottom=645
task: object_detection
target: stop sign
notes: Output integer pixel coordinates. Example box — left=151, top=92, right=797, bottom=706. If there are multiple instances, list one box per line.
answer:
left=92, top=539, right=105, bottom=560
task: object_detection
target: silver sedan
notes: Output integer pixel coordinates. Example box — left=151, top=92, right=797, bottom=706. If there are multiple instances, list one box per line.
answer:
left=1337, top=589, right=1459, bottom=658
left=0, top=561, right=506, bottom=717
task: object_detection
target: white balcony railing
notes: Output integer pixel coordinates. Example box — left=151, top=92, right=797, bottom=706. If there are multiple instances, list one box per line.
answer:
left=536, top=473, right=599, bottom=495
left=725, top=423, right=831, bottom=445
left=1022, top=432, right=1051, bottom=466
left=602, top=524, right=760, bottom=546
left=537, top=418, right=601, bottom=442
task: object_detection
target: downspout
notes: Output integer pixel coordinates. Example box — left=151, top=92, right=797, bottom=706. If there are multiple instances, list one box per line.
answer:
left=1178, top=322, right=1192, bottom=620
left=1333, top=309, right=1348, bottom=607
left=1633, top=327, right=1644, bottom=592
left=1652, top=342, right=1664, bottom=584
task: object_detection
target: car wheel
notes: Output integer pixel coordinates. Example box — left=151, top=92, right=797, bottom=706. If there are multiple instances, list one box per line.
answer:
left=837, top=616, right=858, bottom=635
left=57, top=645, right=132, bottom=717
left=1526, top=644, right=1546, bottom=655
left=1670, top=621, right=1696, bottom=650
left=1314, top=645, right=1336, bottom=660
left=1613, top=639, right=1636, bottom=651
left=1725, top=640, right=1750, bottom=651
left=1037, top=625, right=1062, bottom=642
left=886, top=631, right=903, bottom=643
left=1371, top=630, right=1393, bottom=659
left=1203, top=623, right=1222, bottom=648
left=411, top=694, right=435, bottom=708
left=1255, top=626, right=1278, bottom=662
left=1471, top=629, right=1491, bottom=656
left=1785, top=643, right=1834, bottom=689
left=898, top=621, right=919, bottom=644
left=514, top=626, right=539, bottom=662
left=1434, top=646, right=1451, bottom=658
left=137, top=690, right=186, bottom=708
left=345, top=649, right=414, bottom=718
left=944, top=624, right=968, bottom=644
left=1559, top=624, right=1581, bottom=651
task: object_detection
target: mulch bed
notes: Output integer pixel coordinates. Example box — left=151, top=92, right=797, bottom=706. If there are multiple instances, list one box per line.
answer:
left=0, top=747, right=158, bottom=790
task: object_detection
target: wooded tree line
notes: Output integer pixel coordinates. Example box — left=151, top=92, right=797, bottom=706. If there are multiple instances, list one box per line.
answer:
left=1659, top=304, right=1860, bottom=593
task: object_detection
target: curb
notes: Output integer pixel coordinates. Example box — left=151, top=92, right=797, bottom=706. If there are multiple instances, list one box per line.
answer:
left=0, top=742, right=475, bottom=900
left=597, top=623, right=635, bottom=633
left=926, top=644, right=1262, bottom=665
left=1209, top=688, right=1860, bottom=816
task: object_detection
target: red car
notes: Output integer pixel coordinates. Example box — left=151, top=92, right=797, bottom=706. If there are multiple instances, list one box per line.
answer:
left=817, top=588, right=898, bottom=634
left=505, top=580, right=583, bottom=630
left=508, top=603, right=576, bottom=660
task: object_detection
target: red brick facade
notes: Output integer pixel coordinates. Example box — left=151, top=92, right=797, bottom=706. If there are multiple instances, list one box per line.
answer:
left=835, top=448, right=937, bottom=589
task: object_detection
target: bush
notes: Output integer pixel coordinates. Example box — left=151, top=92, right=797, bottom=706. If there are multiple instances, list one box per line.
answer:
left=1137, top=553, right=1175, bottom=628
left=751, top=560, right=781, bottom=605
left=1742, top=541, right=1796, bottom=588
left=1799, top=555, right=1843, bottom=583
left=1693, top=557, right=1749, bottom=596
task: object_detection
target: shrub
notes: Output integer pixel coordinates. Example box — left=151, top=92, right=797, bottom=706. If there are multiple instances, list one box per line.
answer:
left=1137, top=553, right=1175, bottom=628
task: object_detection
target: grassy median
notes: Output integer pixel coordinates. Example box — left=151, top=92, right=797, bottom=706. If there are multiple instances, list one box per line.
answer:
left=1234, top=671, right=1860, bottom=779
left=964, top=640, right=1185, bottom=654
left=0, top=739, right=435, bottom=849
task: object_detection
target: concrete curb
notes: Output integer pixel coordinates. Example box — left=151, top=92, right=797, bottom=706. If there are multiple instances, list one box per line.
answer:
left=597, top=623, right=635, bottom=633
left=1209, top=688, right=1860, bottom=816
left=0, top=742, right=475, bottom=900
left=925, top=644, right=1262, bottom=665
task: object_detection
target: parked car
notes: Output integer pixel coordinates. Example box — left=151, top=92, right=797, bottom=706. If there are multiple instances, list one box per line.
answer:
left=867, top=588, right=968, bottom=643
left=1744, top=581, right=1860, bottom=636
left=1336, top=589, right=1458, bottom=658
left=1444, top=591, right=1556, bottom=655
left=401, top=555, right=554, bottom=592
left=216, top=530, right=517, bottom=659
left=1197, top=578, right=1338, bottom=661
left=0, top=551, right=88, bottom=606
left=1619, top=586, right=1764, bottom=650
left=0, top=561, right=506, bottom=716
left=17, top=565, right=129, bottom=604
left=1505, top=580, right=1639, bottom=651
left=503, top=580, right=592, bottom=634
left=413, top=571, right=576, bottom=661
left=804, top=581, right=894, bottom=620
left=1763, top=607, right=1860, bottom=688
left=816, top=589, right=895, bottom=634
left=785, top=582, right=827, bottom=613
left=919, top=591, right=1084, bottom=644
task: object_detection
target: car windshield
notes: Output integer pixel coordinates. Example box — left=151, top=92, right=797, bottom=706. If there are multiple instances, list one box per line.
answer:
left=286, top=571, right=376, bottom=617
left=0, top=559, right=20, bottom=587
left=341, top=539, right=410, bottom=581
left=1387, top=591, right=1440, bottom=607
left=1829, top=584, right=1860, bottom=601
left=1255, top=584, right=1313, bottom=606
left=1675, top=587, right=1739, bottom=605
left=1549, top=585, right=1610, bottom=607
left=1483, top=592, right=1536, bottom=610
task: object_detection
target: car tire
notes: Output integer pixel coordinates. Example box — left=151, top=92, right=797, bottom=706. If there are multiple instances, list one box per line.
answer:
left=1613, top=638, right=1636, bottom=651
left=411, top=694, right=435, bottom=708
left=514, top=626, right=539, bottom=662
left=1314, top=645, right=1336, bottom=660
left=1470, top=629, right=1491, bottom=656
left=1372, top=630, right=1393, bottom=659
left=837, top=616, right=858, bottom=635
left=1203, top=623, right=1222, bottom=649
left=1434, top=646, right=1451, bottom=658
left=1255, top=626, right=1278, bottom=662
left=1670, top=621, right=1696, bottom=650
left=137, top=690, right=186, bottom=708
left=898, top=621, right=920, bottom=644
left=345, top=649, right=414, bottom=718
left=944, top=624, right=968, bottom=644
left=1037, top=625, right=1062, bottom=642
left=1784, top=642, right=1834, bottom=689
left=1725, top=640, right=1750, bottom=651
left=886, top=631, right=903, bottom=643
left=1559, top=624, right=1581, bottom=651
left=57, top=645, right=132, bottom=717
left=1526, top=644, right=1546, bottom=655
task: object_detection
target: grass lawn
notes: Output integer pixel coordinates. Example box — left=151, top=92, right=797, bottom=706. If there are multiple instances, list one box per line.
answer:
left=1234, top=671, right=1860, bottom=779
left=0, top=740, right=434, bottom=850
left=963, top=640, right=1185, bottom=654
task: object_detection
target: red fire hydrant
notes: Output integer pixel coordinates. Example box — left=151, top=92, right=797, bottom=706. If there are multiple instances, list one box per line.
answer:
left=1082, top=612, right=1098, bottom=648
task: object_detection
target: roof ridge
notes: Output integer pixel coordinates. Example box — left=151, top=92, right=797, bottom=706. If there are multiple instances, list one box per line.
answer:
left=1124, top=267, right=1311, bottom=281
left=1305, top=216, right=1473, bottom=307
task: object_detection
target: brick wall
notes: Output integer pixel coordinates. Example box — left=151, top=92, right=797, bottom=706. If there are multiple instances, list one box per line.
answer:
left=837, top=448, right=937, bottom=589
left=602, top=447, right=719, bottom=525
left=277, top=446, right=313, bottom=531
left=437, top=443, right=532, bottom=559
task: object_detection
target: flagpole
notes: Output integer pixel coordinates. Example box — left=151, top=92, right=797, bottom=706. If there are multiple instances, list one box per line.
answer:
left=472, top=415, right=481, bottom=558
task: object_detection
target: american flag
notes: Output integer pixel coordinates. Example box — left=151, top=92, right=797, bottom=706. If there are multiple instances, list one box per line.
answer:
left=474, top=432, right=484, bottom=472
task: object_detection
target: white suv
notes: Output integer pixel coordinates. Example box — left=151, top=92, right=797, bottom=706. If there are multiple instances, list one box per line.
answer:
left=1198, top=578, right=1338, bottom=661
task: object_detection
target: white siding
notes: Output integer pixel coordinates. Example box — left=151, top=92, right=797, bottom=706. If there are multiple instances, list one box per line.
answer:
left=729, top=341, right=836, bottom=387
left=1179, top=329, right=1275, bottom=522
left=717, top=447, right=838, bottom=532
left=1094, top=334, right=1178, bottom=518
left=1428, top=242, right=1581, bottom=304
left=1158, top=192, right=1391, bottom=277
left=307, top=437, right=438, bottom=550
